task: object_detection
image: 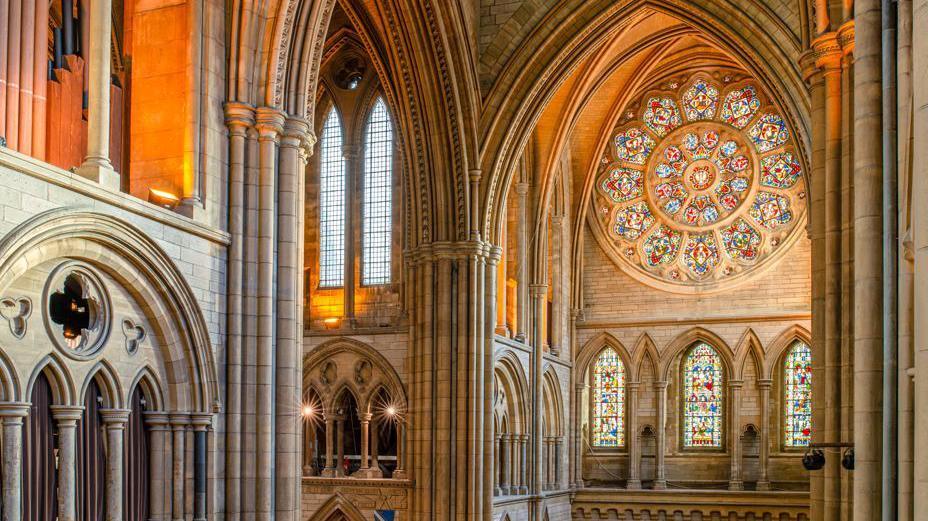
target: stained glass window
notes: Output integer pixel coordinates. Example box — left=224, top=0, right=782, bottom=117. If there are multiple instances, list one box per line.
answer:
left=683, top=342, right=723, bottom=448
left=319, top=107, right=346, bottom=287
left=592, top=73, right=807, bottom=287
left=592, top=347, right=626, bottom=447
left=784, top=341, right=813, bottom=447
left=362, top=98, right=393, bottom=285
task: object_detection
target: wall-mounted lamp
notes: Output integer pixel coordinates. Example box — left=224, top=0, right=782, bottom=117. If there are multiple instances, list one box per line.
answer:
left=148, top=188, right=180, bottom=210
left=302, top=404, right=315, bottom=418
left=802, top=442, right=854, bottom=471
left=323, top=317, right=341, bottom=330
left=802, top=449, right=825, bottom=470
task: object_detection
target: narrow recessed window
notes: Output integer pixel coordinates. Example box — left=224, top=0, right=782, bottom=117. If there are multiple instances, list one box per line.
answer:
left=319, top=107, right=346, bottom=287
left=362, top=98, right=393, bottom=285
left=592, top=347, right=625, bottom=447
left=784, top=340, right=812, bottom=447
left=682, top=342, right=724, bottom=448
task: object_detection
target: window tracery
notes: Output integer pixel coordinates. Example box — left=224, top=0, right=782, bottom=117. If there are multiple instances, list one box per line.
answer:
left=784, top=340, right=812, bottom=448
left=592, top=347, right=626, bottom=447
left=682, top=342, right=724, bottom=448
left=593, top=73, right=807, bottom=288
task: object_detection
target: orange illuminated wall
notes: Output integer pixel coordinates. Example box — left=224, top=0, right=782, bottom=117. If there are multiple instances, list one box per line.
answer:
left=127, top=0, right=189, bottom=201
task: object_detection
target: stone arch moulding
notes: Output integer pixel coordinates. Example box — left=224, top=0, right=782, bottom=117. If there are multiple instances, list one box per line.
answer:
left=575, top=331, right=633, bottom=383
left=734, top=328, right=765, bottom=381
left=307, top=493, right=367, bottom=521
left=542, top=366, right=565, bottom=436
left=303, top=336, right=408, bottom=415
left=0, top=348, right=21, bottom=402
left=0, top=208, right=220, bottom=413
left=80, top=359, right=125, bottom=409
left=494, top=350, right=531, bottom=433
left=631, top=333, right=660, bottom=383
left=660, top=326, right=735, bottom=382
left=24, top=351, right=76, bottom=405
left=128, top=364, right=166, bottom=412
left=764, top=324, right=812, bottom=379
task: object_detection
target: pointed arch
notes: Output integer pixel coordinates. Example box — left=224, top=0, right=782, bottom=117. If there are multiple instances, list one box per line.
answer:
left=542, top=367, right=564, bottom=437
left=306, top=493, right=366, bottom=521
left=361, top=95, right=394, bottom=286
left=318, top=105, right=347, bottom=288
left=303, top=337, right=407, bottom=413
left=26, top=352, right=75, bottom=405
left=661, top=327, right=735, bottom=382
left=0, top=348, right=21, bottom=401
left=80, top=360, right=124, bottom=409
left=680, top=340, right=726, bottom=449
left=494, top=350, right=529, bottom=434
left=734, top=328, right=765, bottom=381
left=631, top=333, right=660, bottom=383
left=127, top=365, right=166, bottom=412
left=575, top=331, right=633, bottom=383
left=764, top=324, right=812, bottom=379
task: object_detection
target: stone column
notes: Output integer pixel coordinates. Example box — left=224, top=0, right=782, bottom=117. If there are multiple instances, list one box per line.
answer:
left=191, top=415, right=211, bottom=521
left=554, top=437, right=563, bottom=489
left=757, top=380, right=772, bottom=490
left=913, top=0, right=928, bottom=515
left=392, top=421, right=406, bottom=480
left=100, top=409, right=131, bottom=521
left=170, top=414, right=188, bottom=521
left=574, top=382, right=585, bottom=489
left=254, top=107, right=283, bottom=521
left=494, top=433, right=502, bottom=495
left=356, top=413, right=373, bottom=478
left=853, top=1, right=885, bottom=518
left=144, top=413, right=171, bottom=521
left=321, top=415, right=336, bottom=477
left=501, top=434, right=512, bottom=493
left=627, top=382, right=641, bottom=489
left=0, top=404, right=29, bottom=521
left=223, top=102, right=254, bottom=521
left=75, top=0, right=117, bottom=188
left=509, top=433, right=520, bottom=494
left=729, top=380, right=744, bottom=491
left=653, top=381, right=668, bottom=489
left=343, top=144, right=359, bottom=326
left=519, top=434, right=529, bottom=494
left=335, top=415, right=345, bottom=477
left=276, top=115, right=311, bottom=521
left=51, top=406, right=84, bottom=521
left=302, top=416, right=316, bottom=477
left=530, top=282, right=548, bottom=503
left=370, top=418, right=380, bottom=475
left=515, top=182, right=530, bottom=342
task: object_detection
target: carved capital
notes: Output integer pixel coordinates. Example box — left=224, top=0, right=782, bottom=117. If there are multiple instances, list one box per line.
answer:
left=255, top=106, right=287, bottom=140
left=224, top=101, right=256, bottom=133
left=811, top=32, right=842, bottom=72
left=837, top=20, right=855, bottom=56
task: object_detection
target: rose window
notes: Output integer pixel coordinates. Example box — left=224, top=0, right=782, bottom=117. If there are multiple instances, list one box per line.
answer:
left=594, top=75, right=807, bottom=288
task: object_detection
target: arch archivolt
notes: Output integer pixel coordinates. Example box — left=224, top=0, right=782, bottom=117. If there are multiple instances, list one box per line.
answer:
left=0, top=208, right=219, bottom=413
left=302, top=337, right=407, bottom=416
left=764, top=324, right=812, bottom=378
left=494, top=350, right=530, bottom=434
left=660, top=327, right=736, bottom=382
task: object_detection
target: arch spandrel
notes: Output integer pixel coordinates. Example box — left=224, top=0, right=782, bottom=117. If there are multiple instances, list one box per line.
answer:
left=0, top=209, right=219, bottom=413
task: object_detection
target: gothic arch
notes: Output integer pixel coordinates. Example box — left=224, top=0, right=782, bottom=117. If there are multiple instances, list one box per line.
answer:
left=764, top=324, right=812, bottom=379
left=734, top=328, right=765, bottom=381
left=631, top=333, right=660, bottom=383
left=306, top=493, right=366, bottom=521
left=25, top=352, right=75, bottom=405
left=0, top=348, right=20, bottom=401
left=542, top=367, right=565, bottom=437
left=80, top=360, right=125, bottom=409
left=494, top=350, right=530, bottom=434
left=0, top=208, right=220, bottom=413
left=128, top=365, right=166, bottom=412
left=303, top=337, right=407, bottom=414
left=660, top=327, right=735, bottom=382
left=576, top=332, right=633, bottom=384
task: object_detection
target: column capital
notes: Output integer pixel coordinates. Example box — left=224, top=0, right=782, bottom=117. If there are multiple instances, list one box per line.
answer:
left=170, top=413, right=192, bottom=427
left=404, top=240, right=497, bottom=264
left=224, top=101, right=257, bottom=131
left=529, top=284, right=548, bottom=297
left=282, top=116, right=315, bottom=156
left=514, top=182, right=530, bottom=196
left=99, top=408, right=132, bottom=427
left=50, top=405, right=85, bottom=422
left=190, top=412, right=213, bottom=431
left=728, top=380, right=744, bottom=390
left=143, top=411, right=172, bottom=429
left=757, top=379, right=773, bottom=390
left=836, top=19, right=854, bottom=56
left=0, top=402, right=30, bottom=417
left=810, top=32, right=843, bottom=71
left=653, top=380, right=668, bottom=390
left=255, top=106, right=286, bottom=140
left=627, top=381, right=641, bottom=391
left=360, top=413, right=373, bottom=423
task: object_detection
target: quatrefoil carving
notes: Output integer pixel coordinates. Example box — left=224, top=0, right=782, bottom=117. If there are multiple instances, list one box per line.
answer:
left=121, top=318, right=146, bottom=355
left=0, top=297, right=32, bottom=339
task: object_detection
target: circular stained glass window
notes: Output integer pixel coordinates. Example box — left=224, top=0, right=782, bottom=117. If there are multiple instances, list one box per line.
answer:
left=593, top=74, right=807, bottom=290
